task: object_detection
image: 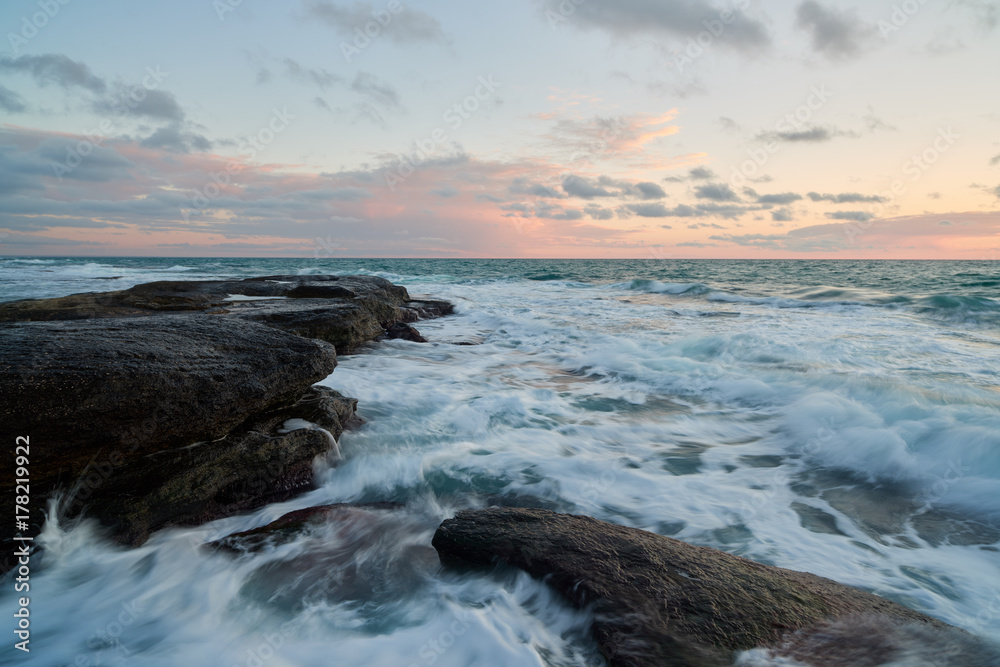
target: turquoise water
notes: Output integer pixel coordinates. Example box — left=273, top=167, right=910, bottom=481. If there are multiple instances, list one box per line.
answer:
left=2, top=257, right=999, bottom=666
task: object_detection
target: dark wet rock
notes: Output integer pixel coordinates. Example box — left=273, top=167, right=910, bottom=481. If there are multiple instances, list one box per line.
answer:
left=0, top=274, right=450, bottom=568
left=73, top=387, right=359, bottom=546
left=286, top=284, right=357, bottom=299
left=432, top=507, right=958, bottom=667
left=756, top=614, right=1000, bottom=667
left=0, top=316, right=339, bottom=551
left=208, top=502, right=404, bottom=553
left=230, top=300, right=384, bottom=354
left=0, top=274, right=453, bottom=354
left=398, top=298, right=454, bottom=322
left=384, top=322, right=427, bottom=343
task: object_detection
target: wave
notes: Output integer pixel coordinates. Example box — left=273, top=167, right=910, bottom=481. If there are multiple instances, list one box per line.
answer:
left=621, top=279, right=712, bottom=295
left=912, top=295, right=1000, bottom=326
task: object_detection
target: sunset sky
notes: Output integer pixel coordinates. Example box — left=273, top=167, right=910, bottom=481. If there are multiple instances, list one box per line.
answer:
left=1, top=0, right=998, bottom=258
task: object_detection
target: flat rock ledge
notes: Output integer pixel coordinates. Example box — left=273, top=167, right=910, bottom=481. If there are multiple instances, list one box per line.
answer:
left=0, top=274, right=453, bottom=354
left=432, top=508, right=992, bottom=667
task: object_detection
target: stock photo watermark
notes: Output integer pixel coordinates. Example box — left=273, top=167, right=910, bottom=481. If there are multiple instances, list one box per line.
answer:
left=877, top=0, right=931, bottom=38
left=180, top=107, right=295, bottom=220
left=50, top=66, right=170, bottom=182
left=5, top=0, right=72, bottom=54
left=383, top=75, right=501, bottom=191
left=843, top=126, right=959, bottom=244
left=729, top=84, right=833, bottom=189
left=673, top=0, right=752, bottom=71
left=340, top=0, right=405, bottom=62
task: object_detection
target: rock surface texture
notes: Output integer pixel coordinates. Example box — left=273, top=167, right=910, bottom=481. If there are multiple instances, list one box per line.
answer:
left=0, top=275, right=451, bottom=563
left=432, top=507, right=966, bottom=667
left=0, top=274, right=452, bottom=354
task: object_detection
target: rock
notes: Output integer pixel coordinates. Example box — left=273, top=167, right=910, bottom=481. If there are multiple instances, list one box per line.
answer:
left=69, top=387, right=358, bottom=546
left=0, top=274, right=451, bottom=567
left=432, top=508, right=958, bottom=667
left=230, top=300, right=384, bottom=354
left=287, top=284, right=357, bottom=299
left=384, top=322, right=427, bottom=343
left=747, top=614, right=1000, bottom=667
left=0, top=315, right=338, bottom=550
left=208, top=502, right=404, bottom=553
left=0, top=275, right=453, bottom=354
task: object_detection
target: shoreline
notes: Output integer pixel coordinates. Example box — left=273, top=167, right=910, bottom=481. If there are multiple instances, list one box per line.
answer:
left=2, top=272, right=998, bottom=665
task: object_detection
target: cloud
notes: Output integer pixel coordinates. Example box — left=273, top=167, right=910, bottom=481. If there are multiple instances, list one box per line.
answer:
left=139, top=123, right=212, bottom=153
left=711, top=212, right=1000, bottom=254
left=304, top=1, right=450, bottom=45
left=825, top=210, right=874, bottom=222
left=584, top=205, right=614, bottom=220
left=718, top=117, right=742, bottom=132
left=956, top=0, right=1000, bottom=31
left=757, top=125, right=858, bottom=143
left=543, top=111, right=679, bottom=162
left=795, top=1, right=877, bottom=59
left=510, top=178, right=564, bottom=198
left=28, top=136, right=134, bottom=183
left=628, top=202, right=675, bottom=218
left=351, top=71, right=403, bottom=111
left=282, top=58, right=343, bottom=90
left=563, top=174, right=616, bottom=199
left=862, top=108, right=896, bottom=132
left=664, top=166, right=716, bottom=182
left=693, top=203, right=756, bottom=219
left=0, top=126, right=644, bottom=256
left=0, top=84, right=27, bottom=112
left=694, top=182, right=740, bottom=202
left=635, top=181, right=666, bottom=199
left=0, top=54, right=106, bottom=92
left=807, top=192, right=886, bottom=203
left=772, top=208, right=794, bottom=222
left=757, top=192, right=802, bottom=205
left=92, top=87, right=187, bottom=122
left=541, top=0, right=771, bottom=53
left=709, top=231, right=845, bottom=252
left=990, top=154, right=1000, bottom=166
left=431, top=185, right=460, bottom=198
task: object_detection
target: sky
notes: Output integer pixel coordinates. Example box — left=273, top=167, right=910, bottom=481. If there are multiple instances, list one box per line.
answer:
left=0, top=0, right=998, bottom=258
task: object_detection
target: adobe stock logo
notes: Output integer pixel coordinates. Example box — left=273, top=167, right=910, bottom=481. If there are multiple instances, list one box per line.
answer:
left=6, top=0, right=73, bottom=54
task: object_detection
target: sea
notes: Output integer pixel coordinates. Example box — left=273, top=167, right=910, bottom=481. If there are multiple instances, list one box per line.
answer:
left=2, top=257, right=999, bottom=666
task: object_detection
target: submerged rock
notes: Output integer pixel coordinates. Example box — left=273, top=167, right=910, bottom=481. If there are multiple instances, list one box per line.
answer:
left=208, top=501, right=404, bottom=553
left=384, top=322, right=428, bottom=343
left=432, top=508, right=964, bottom=667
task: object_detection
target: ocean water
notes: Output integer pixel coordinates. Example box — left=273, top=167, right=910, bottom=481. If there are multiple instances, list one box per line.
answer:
left=2, top=257, right=999, bottom=666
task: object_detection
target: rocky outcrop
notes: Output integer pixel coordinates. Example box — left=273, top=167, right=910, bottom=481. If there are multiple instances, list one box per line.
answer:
left=0, top=274, right=452, bottom=354
left=68, top=387, right=359, bottom=546
left=0, top=316, right=341, bottom=547
left=432, top=508, right=963, bottom=667
left=0, top=274, right=451, bottom=567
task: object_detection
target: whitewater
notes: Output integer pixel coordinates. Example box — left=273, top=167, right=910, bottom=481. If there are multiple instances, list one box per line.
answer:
left=1, top=258, right=999, bottom=666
